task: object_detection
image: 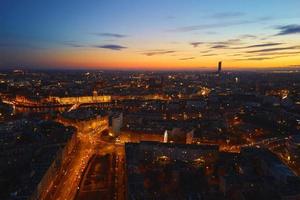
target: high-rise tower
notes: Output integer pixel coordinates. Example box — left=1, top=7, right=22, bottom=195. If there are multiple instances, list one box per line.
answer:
left=218, top=61, right=222, bottom=73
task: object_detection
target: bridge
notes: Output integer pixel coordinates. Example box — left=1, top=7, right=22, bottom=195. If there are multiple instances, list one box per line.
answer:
left=2, top=94, right=171, bottom=113
left=46, top=95, right=111, bottom=105
left=1, top=95, right=112, bottom=112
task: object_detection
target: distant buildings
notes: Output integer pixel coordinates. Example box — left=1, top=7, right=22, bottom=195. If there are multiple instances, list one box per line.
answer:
left=1, top=69, right=300, bottom=200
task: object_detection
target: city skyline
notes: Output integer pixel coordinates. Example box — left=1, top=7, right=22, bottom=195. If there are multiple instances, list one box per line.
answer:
left=1, top=2, right=300, bottom=199
left=1, top=0, right=300, bottom=70
left=1, top=69, right=300, bottom=200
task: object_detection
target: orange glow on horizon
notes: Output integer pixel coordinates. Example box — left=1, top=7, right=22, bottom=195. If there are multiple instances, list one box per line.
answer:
left=19, top=47, right=300, bottom=70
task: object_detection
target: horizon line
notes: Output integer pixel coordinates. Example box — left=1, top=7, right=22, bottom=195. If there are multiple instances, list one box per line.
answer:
left=1, top=65, right=300, bottom=72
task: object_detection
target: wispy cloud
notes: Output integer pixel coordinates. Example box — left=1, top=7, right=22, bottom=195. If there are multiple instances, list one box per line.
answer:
left=244, top=42, right=283, bottom=48
left=276, top=24, right=300, bottom=35
left=94, top=44, right=127, bottom=50
left=190, top=42, right=203, bottom=48
left=235, top=54, right=295, bottom=61
left=209, top=38, right=242, bottom=48
left=235, top=57, right=275, bottom=61
left=194, top=38, right=242, bottom=50
left=179, top=57, right=195, bottom=60
left=142, top=50, right=176, bottom=56
left=211, top=12, right=245, bottom=19
left=254, top=51, right=300, bottom=56
left=92, top=32, right=127, bottom=38
left=193, top=40, right=283, bottom=51
left=200, top=50, right=211, bottom=54
left=247, top=57, right=275, bottom=61
left=211, top=44, right=228, bottom=49
left=246, top=46, right=300, bottom=53
left=234, top=42, right=283, bottom=49
left=189, top=38, right=242, bottom=49
left=257, top=16, right=273, bottom=21
left=169, top=17, right=272, bottom=32
left=62, top=41, right=85, bottom=48
left=230, top=53, right=243, bottom=56
left=201, top=53, right=218, bottom=57
left=61, top=41, right=128, bottom=50
left=170, top=21, right=248, bottom=32
left=239, top=34, right=257, bottom=39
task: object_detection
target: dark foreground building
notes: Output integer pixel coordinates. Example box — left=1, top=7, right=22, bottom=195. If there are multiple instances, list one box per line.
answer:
left=125, top=142, right=300, bottom=200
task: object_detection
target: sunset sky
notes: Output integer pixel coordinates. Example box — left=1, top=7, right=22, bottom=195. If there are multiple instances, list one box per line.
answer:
left=1, top=0, right=300, bottom=70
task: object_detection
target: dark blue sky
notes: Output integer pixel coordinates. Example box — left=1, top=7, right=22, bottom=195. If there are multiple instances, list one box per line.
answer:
left=1, top=0, right=300, bottom=69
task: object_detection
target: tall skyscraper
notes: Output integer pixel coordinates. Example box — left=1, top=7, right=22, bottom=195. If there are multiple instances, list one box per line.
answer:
left=218, top=61, right=222, bottom=73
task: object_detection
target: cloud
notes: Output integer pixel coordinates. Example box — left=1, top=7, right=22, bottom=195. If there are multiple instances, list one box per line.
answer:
left=169, top=17, right=272, bottom=32
left=201, top=53, right=218, bottom=57
left=142, top=50, right=176, bottom=56
left=276, top=24, right=300, bottom=35
left=246, top=46, right=300, bottom=53
left=243, top=57, right=275, bottom=61
left=234, top=42, right=283, bottom=49
left=62, top=41, right=85, bottom=48
left=203, top=38, right=243, bottom=49
left=211, top=12, right=245, bottom=19
left=190, top=42, right=203, bottom=48
left=211, top=44, right=228, bottom=49
left=230, top=53, right=243, bottom=56
left=92, top=32, right=127, bottom=38
left=234, top=56, right=279, bottom=61
left=235, top=54, right=298, bottom=61
left=205, top=41, right=284, bottom=51
left=200, top=50, right=211, bottom=53
left=255, top=51, right=300, bottom=56
left=244, top=43, right=283, bottom=48
left=179, top=57, right=195, bottom=60
left=169, top=21, right=248, bottom=32
left=258, top=16, right=273, bottom=21
left=210, top=38, right=242, bottom=47
left=218, top=39, right=242, bottom=45
left=94, top=44, right=127, bottom=50
left=239, top=34, right=257, bottom=39
left=235, top=57, right=280, bottom=61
